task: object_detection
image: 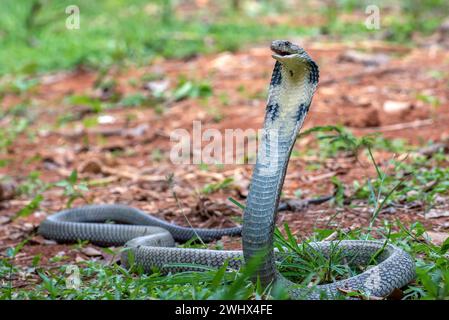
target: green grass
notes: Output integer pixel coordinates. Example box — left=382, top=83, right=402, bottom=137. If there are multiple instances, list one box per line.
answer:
left=0, top=127, right=449, bottom=299
left=0, top=0, right=316, bottom=76
left=320, top=0, right=449, bottom=42
left=2, top=137, right=449, bottom=299
left=298, top=125, right=449, bottom=209
left=1, top=115, right=448, bottom=299
left=1, top=1, right=448, bottom=77
left=0, top=117, right=30, bottom=152
left=1, top=0, right=449, bottom=301
left=1, top=220, right=448, bottom=299
left=299, top=125, right=409, bottom=159
left=353, top=153, right=449, bottom=209
left=202, top=177, right=234, bottom=195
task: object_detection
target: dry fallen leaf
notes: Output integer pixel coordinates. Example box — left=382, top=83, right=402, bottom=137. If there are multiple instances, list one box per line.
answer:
left=209, top=52, right=236, bottom=71
left=425, top=231, right=449, bottom=246
left=0, top=182, right=16, bottom=201
left=79, top=159, right=103, bottom=174
left=97, top=115, right=116, bottom=124
left=383, top=100, right=413, bottom=113
left=339, top=50, right=390, bottom=66
left=81, top=247, right=103, bottom=257
left=425, top=209, right=449, bottom=219
left=386, top=288, right=404, bottom=300
left=0, top=216, right=11, bottom=225
left=8, top=232, right=24, bottom=240
left=232, top=169, right=250, bottom=197
left=75, top=255, right=86, bottom=263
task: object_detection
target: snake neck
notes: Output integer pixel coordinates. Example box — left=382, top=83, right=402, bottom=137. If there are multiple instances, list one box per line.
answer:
left=242, top=54, right=318, bottom=285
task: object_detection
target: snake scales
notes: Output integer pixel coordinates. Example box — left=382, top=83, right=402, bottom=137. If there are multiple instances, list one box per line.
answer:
left=39, top=40, right=415, bottom=299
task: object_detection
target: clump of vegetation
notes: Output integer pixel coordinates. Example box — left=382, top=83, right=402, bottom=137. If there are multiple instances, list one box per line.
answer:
left=173, top=78, right=213, bottom=102
left=0, top=118, right=30, bottom=152
left=12, top=170, right=89, bottom=220
left=3, top=1, right=445, bottom=76
left=353, top=153, right=449, bottom=208
left=299, top=125, right=408, bottom=159
left=2, top=218, right=448, bottom=299
left=299, top=125, right=449, bottom=208
left=202, top=177, right=234, bottom=194
left=1, top=0, right=448, bottom=301
left=3, top=141, right=449, bottom=299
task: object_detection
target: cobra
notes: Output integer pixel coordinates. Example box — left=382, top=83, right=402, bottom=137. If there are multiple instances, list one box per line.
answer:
left=39, top=40, right=415, bottom=299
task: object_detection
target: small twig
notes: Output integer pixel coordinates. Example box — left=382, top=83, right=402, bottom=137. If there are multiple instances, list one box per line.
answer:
left=306, top=171, right=337, bottom=182
left=310, top=40, right=411, bottom=53
left=167, top=174, right=206, bottom=246
left=101, top=166, right=166, bottom=182
left=320, top=68, right=404, bottom=86
left=423, top=179, right=440, bottom=193
left=278, top=195, right=333, bottom=212
left=323, top=227, right=352, bottom=241
left=85, top=176, right=120, bottom=187
left=416, top=140, right=449, bottom=157
left=58, top=166, right=166, bottom=183
left=355, top=119, right=434, bottom=133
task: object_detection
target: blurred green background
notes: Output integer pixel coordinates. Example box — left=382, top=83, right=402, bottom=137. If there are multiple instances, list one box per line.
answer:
left=0, top=0, right=448, bottom=75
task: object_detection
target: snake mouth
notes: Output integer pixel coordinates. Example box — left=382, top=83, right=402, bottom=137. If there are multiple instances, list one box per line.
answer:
left=270, top=40, right=301, bottom=62
left=271, top=51, right=297, bottom=63
left=271, top=48, right=291, bottom=56
left=270, top=40, right=301, bottom=56
left=271, top=49, right=297, bottom=62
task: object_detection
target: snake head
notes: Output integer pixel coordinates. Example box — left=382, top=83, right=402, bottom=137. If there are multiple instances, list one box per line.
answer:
left=270, top=40, right=308, bottom=64
left=270, top=39, right=319, bottom=87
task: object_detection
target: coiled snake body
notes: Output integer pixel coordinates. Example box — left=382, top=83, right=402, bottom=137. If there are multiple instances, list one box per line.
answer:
left=39, top=40, right=415, bottom=299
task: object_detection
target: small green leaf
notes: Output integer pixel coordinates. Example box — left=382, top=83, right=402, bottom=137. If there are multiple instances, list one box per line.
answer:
left=228, top=197, right=245, bottom=210
left=440, top=237, right=449, bottom=254
left=14, top=194, right=43, bottom=219
left=68, top=170, right=78, bottom=184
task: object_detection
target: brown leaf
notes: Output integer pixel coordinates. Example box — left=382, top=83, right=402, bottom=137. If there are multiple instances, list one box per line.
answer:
left=383, top=100, right=413, bottom=113
left=0, top=182, right=16, bottom=201
left=425, top=231, right=449, bottom=246
left=339, top=50, right=390, bottom=66
left=8, top=232, right=24, bottom=240
left=232, top=169, right=250, bottom=198
left=81, top=247, right=103, bottom=257
left=75, top=255, right=86, bottom=263
left=79, top=159, right=103, bottom=174
left=0, top=216, right=11, bottom=225
left=425, top=209, right=449, bottom=219
left=386, top=288, right=404, bottom=300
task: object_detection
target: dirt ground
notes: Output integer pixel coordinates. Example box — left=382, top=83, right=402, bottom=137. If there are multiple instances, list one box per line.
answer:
left=1, top=38, right=449, bottom=272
